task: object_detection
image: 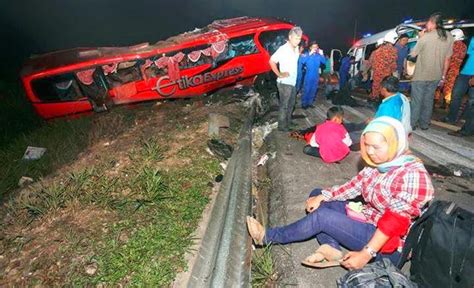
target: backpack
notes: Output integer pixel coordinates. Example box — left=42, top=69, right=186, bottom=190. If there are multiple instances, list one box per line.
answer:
left=337, top=258, right=417, bottom=288
left=331, top=86, right=358, bottom=107
left=398, top=201, right=474, bottom=288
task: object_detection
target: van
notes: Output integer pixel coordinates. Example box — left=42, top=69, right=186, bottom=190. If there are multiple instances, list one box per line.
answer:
left=330, top=19, right=474, bottom=79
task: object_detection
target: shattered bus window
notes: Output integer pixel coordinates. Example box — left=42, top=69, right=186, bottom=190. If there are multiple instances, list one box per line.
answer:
left=31, top=73, right=83, bottom=102
left=258, top=29, right=290, bottom=55
left=105, top=61, right=143, bottom=88
left=221, top=35, right=258, bottom=60
left=179, top=45, right=213, bottom=70
left=76, top=68, right=109, bottom=110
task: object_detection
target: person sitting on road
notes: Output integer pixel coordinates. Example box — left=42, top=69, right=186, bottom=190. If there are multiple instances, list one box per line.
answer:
left=344, top=76, right=412, bottom=143
left=247, top=117, right=434, bottom=270
left=303, top=106, right=354, bottom=163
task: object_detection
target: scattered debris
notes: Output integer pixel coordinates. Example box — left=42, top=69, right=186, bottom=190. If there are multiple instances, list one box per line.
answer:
left=208, top=113, right=230, bottom=137
left=85, top=262, right=98, bottom=275
left=220, top=162, right=228, bottom=170
left=23, top=146, right=47, bottom=160
left=207, top=139, right=233, bottom=160
left=234, top=84, right=244, bottom=89
left=257, top=154, right=269, bottom=167
left=206, top=147, right=215, bottom=156
left=18, top=176, right=34, bottom=187
left=215, top=174, right=224, bottom=183
left=252, top=122, right=278, bottom=149
left=454, top=170, right=462, bottom=177
left=242, top=89, right=263, bottom=112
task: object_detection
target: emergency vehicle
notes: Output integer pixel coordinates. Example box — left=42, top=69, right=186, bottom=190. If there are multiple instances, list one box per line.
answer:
left=330, top=19, right=473, bottom=78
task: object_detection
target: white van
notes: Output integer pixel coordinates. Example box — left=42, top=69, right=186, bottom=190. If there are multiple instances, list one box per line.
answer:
left=330, top=19, right=474, bottom=78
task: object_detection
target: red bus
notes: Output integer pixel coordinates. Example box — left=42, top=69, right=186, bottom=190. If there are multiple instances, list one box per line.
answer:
left=20, top=17, right=304, bottom=119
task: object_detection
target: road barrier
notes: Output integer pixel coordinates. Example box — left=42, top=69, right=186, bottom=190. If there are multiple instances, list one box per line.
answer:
left=185, top=104, right=255, bottom=287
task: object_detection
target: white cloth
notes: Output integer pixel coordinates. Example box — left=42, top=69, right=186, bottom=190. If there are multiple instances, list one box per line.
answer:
left=270, top=42, right=299, bottom=86
left=400, top=93, right=412, bottom=135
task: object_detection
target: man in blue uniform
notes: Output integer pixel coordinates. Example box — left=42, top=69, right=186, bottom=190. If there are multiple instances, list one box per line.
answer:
left=298, top=42, right=326, bottom=109
left=338, top=55, right=354, bottom=89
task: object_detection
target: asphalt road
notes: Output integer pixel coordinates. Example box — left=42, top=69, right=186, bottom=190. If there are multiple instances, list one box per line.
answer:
left=261, top=94, right=473, bottom=287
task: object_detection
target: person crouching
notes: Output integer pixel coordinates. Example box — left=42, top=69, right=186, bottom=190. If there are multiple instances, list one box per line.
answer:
left=303, top=106, right=354, bottom=163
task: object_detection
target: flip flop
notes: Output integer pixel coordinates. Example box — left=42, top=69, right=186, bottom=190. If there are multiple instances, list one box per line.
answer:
left=301, top=244, right=343, bottom=268
left=246, top=216, right=265, bottom=245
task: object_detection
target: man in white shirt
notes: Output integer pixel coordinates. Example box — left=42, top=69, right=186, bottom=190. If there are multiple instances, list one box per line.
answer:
left=269, top=26, right=303, bottom=131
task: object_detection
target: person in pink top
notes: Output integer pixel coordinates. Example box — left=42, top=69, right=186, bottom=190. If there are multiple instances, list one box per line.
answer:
left=303, top=106, right=354, bottom=163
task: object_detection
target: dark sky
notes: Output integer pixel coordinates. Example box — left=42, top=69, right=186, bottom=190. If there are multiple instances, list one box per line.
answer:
left=1, top=0, right=473, bottom=74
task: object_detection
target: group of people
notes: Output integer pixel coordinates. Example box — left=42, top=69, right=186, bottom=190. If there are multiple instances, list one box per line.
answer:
left=244, top=17, right=457, bottom=272
left=363, top=13, right=473, bottom=136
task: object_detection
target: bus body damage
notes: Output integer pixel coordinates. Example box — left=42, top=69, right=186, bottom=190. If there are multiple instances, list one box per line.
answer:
left=21, top=17, right=300, bottom=119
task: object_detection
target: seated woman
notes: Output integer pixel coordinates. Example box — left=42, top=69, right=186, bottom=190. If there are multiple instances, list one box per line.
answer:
left=247, top=117, right=434, bottom=270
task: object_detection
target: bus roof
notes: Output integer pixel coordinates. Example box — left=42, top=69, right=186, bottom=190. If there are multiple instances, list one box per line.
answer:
left=21, top=17, right=293, bottom=77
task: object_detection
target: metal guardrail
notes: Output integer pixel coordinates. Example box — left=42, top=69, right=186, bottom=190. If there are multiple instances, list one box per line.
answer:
left=186, top=104, right=255, bottom=287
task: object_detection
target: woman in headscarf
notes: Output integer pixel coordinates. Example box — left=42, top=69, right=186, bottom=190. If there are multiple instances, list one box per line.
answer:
left=247, top=117, right=434, bottom=270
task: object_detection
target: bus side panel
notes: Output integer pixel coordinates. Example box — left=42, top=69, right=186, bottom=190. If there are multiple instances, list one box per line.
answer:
left=33, top=101, right=93, bottom=119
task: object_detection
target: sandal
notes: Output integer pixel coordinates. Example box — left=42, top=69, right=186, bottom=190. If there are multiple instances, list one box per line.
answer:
left=246, top=216, right=265, bottom=245
left=301, top=244, right=343, bottom=268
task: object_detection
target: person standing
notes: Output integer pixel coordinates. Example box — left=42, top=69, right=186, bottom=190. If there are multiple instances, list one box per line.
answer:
left=441, top=29, right=467, bottom=108
left=298, top=42, right=326, bottom=109
left=446, top=37, right=474, bottom=137
left=368, top=31, right=398, bottom=102
left=269, top=26, right=303, bottom=131
left=409, top=13, right=454, bottom=130
left=394, top=34, right=410, bottom=78
left=338, top=55, right=354, bottom=89
left=448, top=76, right=474, bottom=137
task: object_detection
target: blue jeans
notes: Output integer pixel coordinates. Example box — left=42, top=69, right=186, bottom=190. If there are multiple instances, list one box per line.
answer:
left=446, top=74, right=474, bottom=123
left=265, top=189, right=400, bottom=264
left=277, top=82, right=297, bottom=131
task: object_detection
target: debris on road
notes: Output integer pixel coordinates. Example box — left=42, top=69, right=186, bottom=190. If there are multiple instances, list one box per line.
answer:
left=207, top=139, right=233, bottom=160
left=252, top=122, right=278, bottom=149
left=208, top=113, right=230, bottom=137
left=257, top=154, right=269, bottom=166
left=23, top=146, right=47, bottom=160
left=18, top=176, right=34, bottom=187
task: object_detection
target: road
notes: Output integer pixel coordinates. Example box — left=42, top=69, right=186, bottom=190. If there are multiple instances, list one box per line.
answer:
left=259, top=95, right=474, bottom=287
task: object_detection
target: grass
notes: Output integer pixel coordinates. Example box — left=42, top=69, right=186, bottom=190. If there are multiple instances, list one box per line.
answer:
left=1, top=73, right=240, bottom=285
left=251, top=245, right=280, bottom=287
left=2, top=106, right=222, bottom=286
left=0, top=80, right=137, bottom=200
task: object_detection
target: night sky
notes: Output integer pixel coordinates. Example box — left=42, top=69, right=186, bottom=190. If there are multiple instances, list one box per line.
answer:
left=1, top=0, right=473, bottom=75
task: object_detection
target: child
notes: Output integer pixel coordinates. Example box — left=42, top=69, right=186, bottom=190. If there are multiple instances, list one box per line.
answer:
left=303, top=106, right=353, bottom=163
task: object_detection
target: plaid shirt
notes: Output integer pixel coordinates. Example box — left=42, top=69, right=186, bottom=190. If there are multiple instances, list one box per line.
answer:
left=322, top=161, right=434, bottom=226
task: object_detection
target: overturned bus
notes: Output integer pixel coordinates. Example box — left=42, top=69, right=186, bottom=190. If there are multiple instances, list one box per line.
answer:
left=20, top=17, right=302, bottom=119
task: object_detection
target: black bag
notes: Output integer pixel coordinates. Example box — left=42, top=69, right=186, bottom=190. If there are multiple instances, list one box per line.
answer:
left=398, top=201, right=474, bottom=288
left=337, top=258, right=417, bottom=288
left=331, top=86, right=358, bottom=107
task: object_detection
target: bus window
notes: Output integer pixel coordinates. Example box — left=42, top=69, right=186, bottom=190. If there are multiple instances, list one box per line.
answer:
left=31, top=73, right=83, bottom=102
left=105, top=61, right=142, bottom=88
left=179, top=45, right=213, bottom=70
left=142, top=57, right=167, bottom=79
left=258, top=29, right=290, bottom=55
left=220, top=34, right=258, bottom=61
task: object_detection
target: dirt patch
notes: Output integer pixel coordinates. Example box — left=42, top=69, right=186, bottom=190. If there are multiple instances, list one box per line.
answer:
left=1, top=204, right=116, bottom=286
